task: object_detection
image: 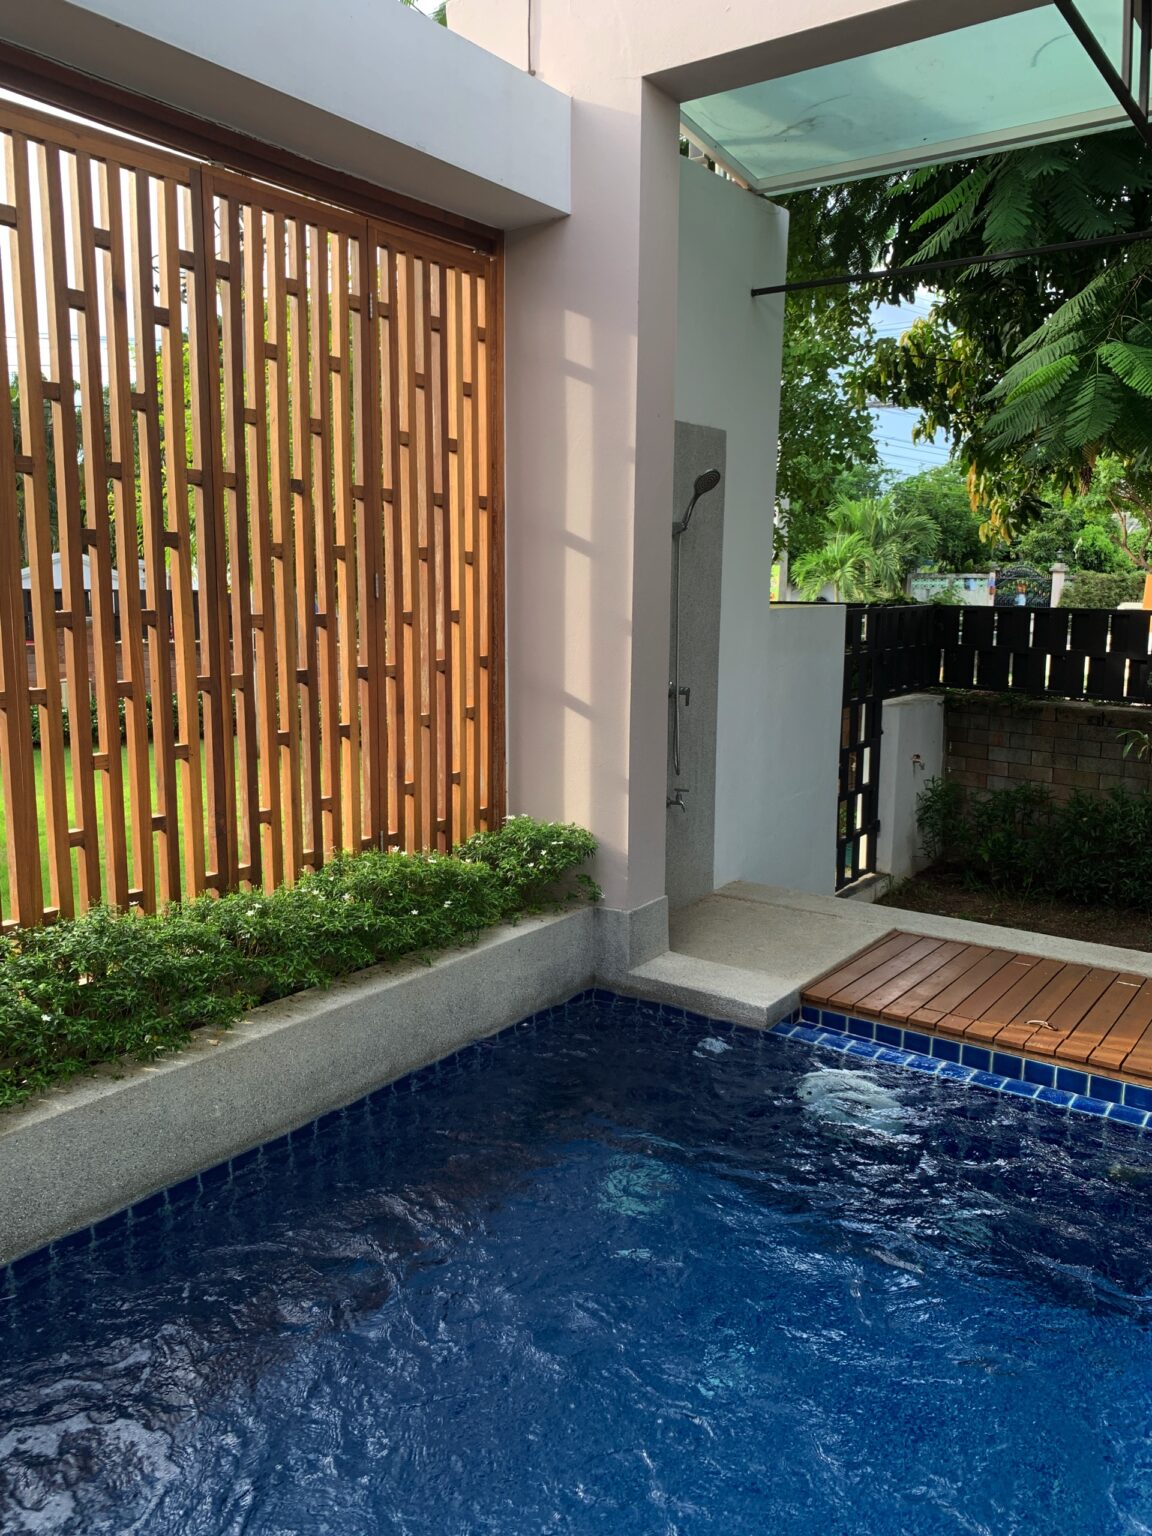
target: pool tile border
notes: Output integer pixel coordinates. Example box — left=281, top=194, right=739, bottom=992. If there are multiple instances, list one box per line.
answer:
left=784, top=1005, right=1152, bottom=1130
left=5, top=984, right=1151, bottom=1296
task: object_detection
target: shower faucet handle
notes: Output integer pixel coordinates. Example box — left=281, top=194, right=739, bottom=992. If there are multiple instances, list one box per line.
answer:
left=675, top=685, right=691, bottom=707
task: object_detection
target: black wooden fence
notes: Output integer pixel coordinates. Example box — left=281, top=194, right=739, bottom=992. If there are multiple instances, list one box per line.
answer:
left=836, top=603, right=1152, bottom=889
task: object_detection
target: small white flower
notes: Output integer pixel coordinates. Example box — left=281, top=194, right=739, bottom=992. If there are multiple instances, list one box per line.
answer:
left=443, top=900, right=451, bottom=907
left=343, top=893, right=354, bottom=903
left=411, top=909, right=419, bottom=916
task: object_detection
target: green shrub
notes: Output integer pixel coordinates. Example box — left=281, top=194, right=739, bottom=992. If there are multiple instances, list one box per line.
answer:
left=917, top=776, right=1152, bottom=908
left=1059, top=570, right=1145, bottom=609
left=0, top=818, right=598, bottom=1108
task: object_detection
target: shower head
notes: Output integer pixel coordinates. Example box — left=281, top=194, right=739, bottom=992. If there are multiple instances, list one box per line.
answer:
left=674, top=467, right=722, bottom=537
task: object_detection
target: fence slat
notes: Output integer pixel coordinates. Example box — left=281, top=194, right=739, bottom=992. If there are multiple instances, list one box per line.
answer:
left=218, top=193, right=262, bottom=886
left=101, top=157, right=156, bottom=909
left=131, top=166, right=182, bottom=906
left=71, top=150, right=130, bottom=911
left=9, top=132, right=72, bottom=917
left=0, top=204, right=41, bottom=927
left=157, top=177, right=207, bottom=897
left=40, top=144, right=101, bottom=909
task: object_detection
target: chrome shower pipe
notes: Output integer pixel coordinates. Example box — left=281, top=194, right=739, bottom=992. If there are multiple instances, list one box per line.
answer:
left=669, top=469, right=721, bottom=779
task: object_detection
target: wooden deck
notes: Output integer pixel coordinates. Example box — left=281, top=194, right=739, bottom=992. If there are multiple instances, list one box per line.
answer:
left=802, top=931, right=1152, bottom=1085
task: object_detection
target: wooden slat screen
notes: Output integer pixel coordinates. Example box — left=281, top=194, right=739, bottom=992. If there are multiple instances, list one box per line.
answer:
left=0, top=99, right=503, bottom=928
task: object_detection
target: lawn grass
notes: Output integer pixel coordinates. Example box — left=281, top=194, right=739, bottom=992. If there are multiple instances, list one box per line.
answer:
left=0, top=744, right=193, bottom=917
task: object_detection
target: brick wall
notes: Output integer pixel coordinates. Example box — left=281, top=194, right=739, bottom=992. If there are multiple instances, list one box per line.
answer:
left=945, top=694, right=1152, bottom=802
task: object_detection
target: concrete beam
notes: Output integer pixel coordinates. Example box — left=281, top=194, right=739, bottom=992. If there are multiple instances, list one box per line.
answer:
left=0, top=0, right=571, bottom=229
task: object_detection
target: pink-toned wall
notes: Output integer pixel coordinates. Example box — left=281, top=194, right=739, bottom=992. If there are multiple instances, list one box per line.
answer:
left=450, top=0, right=1025, bottom=908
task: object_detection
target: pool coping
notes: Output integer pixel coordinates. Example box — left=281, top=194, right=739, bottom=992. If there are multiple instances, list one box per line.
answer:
left=0, top=907, right=597, bottom=1267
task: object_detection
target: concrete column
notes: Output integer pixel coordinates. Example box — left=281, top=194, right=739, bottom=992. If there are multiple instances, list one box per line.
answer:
left=875, top=693, right=945, bottom=881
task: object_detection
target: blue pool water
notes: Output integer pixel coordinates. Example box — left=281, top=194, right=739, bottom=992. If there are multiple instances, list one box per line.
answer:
left=5, top=993, right=1152, bottom=1535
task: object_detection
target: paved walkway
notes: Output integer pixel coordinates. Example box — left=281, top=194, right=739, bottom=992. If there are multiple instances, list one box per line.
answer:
left=624, top=882, right=1152, bottom=1031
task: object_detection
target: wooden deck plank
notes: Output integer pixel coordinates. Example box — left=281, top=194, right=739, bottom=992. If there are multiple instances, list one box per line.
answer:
left=801, top=930, right=1152, bottom=1087
left=853, top=940, right=968, bottom=1018
left=1054, top=975, right=1148, bottom=1065
left=804, top=931, right=928, bottom=1006
left=910, top=949, right=1023, bottom=1027
left=825, top=936, right=950, bottom=1010
left=882, top=944, right=996, bottom=1022
left=1096, top=982, right=1152, bottom=1076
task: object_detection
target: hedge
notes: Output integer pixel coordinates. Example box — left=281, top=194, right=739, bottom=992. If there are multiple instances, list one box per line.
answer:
left=0, top=816, right=598, bottom=1108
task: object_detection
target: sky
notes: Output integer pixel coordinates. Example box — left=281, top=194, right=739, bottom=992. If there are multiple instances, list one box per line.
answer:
left=867, top=292, right=951, bottom=482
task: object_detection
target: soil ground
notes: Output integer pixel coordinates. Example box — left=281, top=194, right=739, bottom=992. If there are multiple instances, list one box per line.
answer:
left=877, top=869, right=1152, bottom=954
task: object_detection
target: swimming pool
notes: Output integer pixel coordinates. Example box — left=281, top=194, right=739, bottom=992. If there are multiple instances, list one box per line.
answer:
left=3, top=990, right=1152, bottom=1534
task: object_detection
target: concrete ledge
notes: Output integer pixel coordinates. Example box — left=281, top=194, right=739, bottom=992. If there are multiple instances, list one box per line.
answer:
left=0, top=908, right=595, bottom=1264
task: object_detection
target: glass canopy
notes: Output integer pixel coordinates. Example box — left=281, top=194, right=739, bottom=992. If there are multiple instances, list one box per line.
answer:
left=680, top=4, right=1135, bottom=196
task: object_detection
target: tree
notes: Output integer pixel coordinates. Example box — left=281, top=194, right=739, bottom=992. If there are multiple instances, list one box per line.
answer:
left=791, top=493, right=939, bottom=600
left=1011, top=456, right=1151, bottom=573
left=848, top=131, right=1152, bottom=533
left=776, top=305, right=880, bottom=558
left=889, top=464, right=986, bottom=572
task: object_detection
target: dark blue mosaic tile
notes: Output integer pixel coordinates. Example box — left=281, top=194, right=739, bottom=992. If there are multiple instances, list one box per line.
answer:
left=992, top=1053, right=1023, bottom=1081
left=91, top=1208, right=130, bottom=1243
left=961, top=1045, right=992, bottom=1072
left=821, top=1011, right=847, bottom=1033
left=1056, top=1067, right=1089, bottom=1096
left=1023, top=1060, right=1055, bottom=1089
left=876, top=1047, right=912, bottom=1067
left=875, top=1023, right=902, bottom=1047
left=1107, top=1103, right=1149, bottom=1128
left=971, top=1071, right=1007, bottom=1091
left=167, top=1175, right=202, bottom=1207
left=847, top=1018, right=874, bottom=1040
left=938, top=1062, right=974, bottom=1083
left=902, top=1031, right=932, bottom=1055
left=1001, top=1079, right=1039, bottom=1099
left=1072, top=1095, right=1108, bottom=1117
left=1089, top=1075, right=1123, bottom=1105
left=1124, top=1083, right=1152, bottom=1113
left=801, top=1005, right=819, bottom=1024
left=904, top=1053, right=940, bottom=1074
left=1036, top=1086, right=1076, bottom=1110
left=51, top=1227, right=93, bottom=1259
left=930, top=1037, right=961, bottom=1063
left=130, top=1190, right=168, bottom=1220
left=846, top=1040, right=882, bottom=1061
left=199, top=1162, right=231, bottom=1190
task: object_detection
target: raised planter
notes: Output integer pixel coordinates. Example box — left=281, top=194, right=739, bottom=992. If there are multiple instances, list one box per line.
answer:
left=0, top=907, right=596, bottom=1264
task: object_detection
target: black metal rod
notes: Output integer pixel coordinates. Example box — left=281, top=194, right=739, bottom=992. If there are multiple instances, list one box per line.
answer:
left=751, top=226, right=1152, bottom=298
left=1053, top=0, right=1152, bottom=148
left=1141, top=0, right=1151, bottom=114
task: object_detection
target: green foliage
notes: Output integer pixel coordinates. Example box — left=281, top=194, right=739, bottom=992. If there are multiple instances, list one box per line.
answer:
left=0, top=818, right=599, bottom=1107
left=916, top=776, right=1152, bottom=908
left=1058, top=569, right=1146, bottom=609
left=850, top=131, right=1152, bottom=537
left=889, top=464, right=986, bottom=571
left=456, top=814, right=600, bottom=914
left=791, top=492, right=939, bottom=600
left=776, top=304, right=881, bottom=559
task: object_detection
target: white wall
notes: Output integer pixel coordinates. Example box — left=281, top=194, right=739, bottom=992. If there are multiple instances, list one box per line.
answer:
left=0, top=0, right=570, bottom=229
left=754, top=605, right=845, bottom=894
left=875, top=693, right=945, bottom=881
left=675, top=160, right=788, bottom=889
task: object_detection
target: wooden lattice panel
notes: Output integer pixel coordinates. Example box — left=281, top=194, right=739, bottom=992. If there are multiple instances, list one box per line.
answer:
left=0, top=98, right=503, bottom=927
